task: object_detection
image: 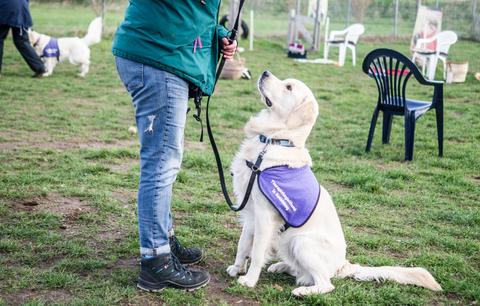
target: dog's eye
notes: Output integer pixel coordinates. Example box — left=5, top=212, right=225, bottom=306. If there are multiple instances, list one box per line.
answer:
left=286, top=84, right=292, bottom=91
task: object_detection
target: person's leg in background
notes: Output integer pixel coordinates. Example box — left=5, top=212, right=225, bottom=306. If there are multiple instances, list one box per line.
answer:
left=11, top=27, right=45, bottom=76
left=115, top=56, right=209, bottom=291
left=0, top=25, right=11, bottom=74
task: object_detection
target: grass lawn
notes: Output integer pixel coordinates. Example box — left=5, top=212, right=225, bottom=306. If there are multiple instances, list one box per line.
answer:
left=0, top=3, right=479, bottom=306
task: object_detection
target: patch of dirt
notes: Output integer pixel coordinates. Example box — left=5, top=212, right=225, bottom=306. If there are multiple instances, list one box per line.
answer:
left=1, top=289, right=72, bottom=305
left=0, top=137, right=137, bottom=151
left=385, top=250, right=408, bottom=260
left=122, top=294, right=166, bottom=306
left=10, top=194, right=92, bottom=222
left=192, top=258, right=259, bottom=306
left=207, top=273, right=260, bottom=306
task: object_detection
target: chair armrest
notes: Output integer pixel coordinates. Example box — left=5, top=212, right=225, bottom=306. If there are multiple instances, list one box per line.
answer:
left=329, top=29, right=348, bottom=40
left=419, top=79, right=444, bottom=87
left=427, top=80, right=444, bottom=86
left=414, top=36, right=437, bottom=51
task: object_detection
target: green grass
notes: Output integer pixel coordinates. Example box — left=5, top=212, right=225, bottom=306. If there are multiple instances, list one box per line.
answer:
left=1, top=3, right=479, bottom=306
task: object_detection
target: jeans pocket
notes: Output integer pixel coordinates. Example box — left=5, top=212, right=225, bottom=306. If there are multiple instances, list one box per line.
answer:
left=115, top=56, right=144, bottom=93
left=165, top=72, right=188, bottom=100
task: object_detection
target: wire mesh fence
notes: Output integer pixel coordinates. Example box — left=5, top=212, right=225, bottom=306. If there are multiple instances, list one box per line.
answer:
left=223, top=0, right=479, bottom=41
left=30, top=0, right=479, bottom=42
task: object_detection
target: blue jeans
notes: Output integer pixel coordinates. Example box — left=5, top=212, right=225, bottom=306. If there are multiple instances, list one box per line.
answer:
left=115, top=56, right=188, bottom=257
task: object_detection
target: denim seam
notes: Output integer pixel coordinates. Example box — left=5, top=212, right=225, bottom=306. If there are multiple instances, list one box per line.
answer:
left=151, top=75, right=173, bottom=249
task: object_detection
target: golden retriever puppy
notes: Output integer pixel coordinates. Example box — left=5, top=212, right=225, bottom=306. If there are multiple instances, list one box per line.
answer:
left=227, top=71, right=442, bottom=296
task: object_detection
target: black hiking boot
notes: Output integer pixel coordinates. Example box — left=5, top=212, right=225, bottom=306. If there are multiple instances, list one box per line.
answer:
left=170, top=235, right=203, bottom=265
left=137, top=253, right=210, bottom=292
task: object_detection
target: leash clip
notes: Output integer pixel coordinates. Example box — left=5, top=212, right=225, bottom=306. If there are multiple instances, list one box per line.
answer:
left=249, top=163, right=261, bottom=173
left=192, top=89, right=204, bottom=142
left=260, top=137, right=271, bottom=155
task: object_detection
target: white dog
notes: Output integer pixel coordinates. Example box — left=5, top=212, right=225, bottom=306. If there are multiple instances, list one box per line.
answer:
left=227, top=71, right=442, bottom=296
left=28, top=17, right=102, bottom=77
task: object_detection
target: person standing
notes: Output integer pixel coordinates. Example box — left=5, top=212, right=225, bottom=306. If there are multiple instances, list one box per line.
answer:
left=113, top=1, right=236, bottom=292
left=0, top=0, right=45, bottom=77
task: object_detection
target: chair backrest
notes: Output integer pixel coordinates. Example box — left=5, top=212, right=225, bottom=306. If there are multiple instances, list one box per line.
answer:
left=345, top=24, right=365, bottom=44
left=362, top=48, right=429, bottom=112
left=436, top=31, right=458, bottom=55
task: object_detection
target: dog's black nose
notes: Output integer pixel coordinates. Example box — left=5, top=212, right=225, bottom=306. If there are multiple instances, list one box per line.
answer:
left=262, top=71, right=271, bottom=78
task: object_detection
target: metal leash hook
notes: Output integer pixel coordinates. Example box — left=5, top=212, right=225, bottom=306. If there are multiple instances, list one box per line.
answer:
left=193, top=90, right=204, bottom=142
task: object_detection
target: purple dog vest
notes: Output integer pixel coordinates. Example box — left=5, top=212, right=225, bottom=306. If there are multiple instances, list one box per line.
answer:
left=258, top=165, right=320, bottom=228
left=42, top=38, right=60, bottom=60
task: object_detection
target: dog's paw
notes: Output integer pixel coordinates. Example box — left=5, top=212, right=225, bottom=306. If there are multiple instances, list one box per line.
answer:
left=238, top=275, right=257, bottom=288
left=295, top=274, right=314, bottom=286
left=292, top=284, right=335, bottom=297
left=226, top=265, right=243, bottom=277
left=267, top=262, right=289, bottom=273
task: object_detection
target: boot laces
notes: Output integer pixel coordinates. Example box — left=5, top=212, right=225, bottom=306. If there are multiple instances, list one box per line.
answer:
left=170, top=253, right=191, bottom=276
left=171, top=236, right=194, bottom=257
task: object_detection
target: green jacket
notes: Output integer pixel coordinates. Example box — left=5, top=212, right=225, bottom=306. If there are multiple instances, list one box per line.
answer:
left=112, top=0, right=229, bottom=95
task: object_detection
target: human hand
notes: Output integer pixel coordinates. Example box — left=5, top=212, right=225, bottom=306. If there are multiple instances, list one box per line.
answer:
left=221, top=37, right=237, bottom=59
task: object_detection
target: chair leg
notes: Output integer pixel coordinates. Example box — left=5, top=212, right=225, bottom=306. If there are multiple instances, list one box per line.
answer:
left=366, top=108, right=380, bottom=152
left=351, top=47, right=356, bottom=66
left=435, top=107, right=444, bottom=157
left=338, top=45, right=346, bottom=67
left=324, top=44, right=329, bottom=60
left=404, top=112, right=416, bottom=161
left=442, top=58, right=447, bottom=80
left=421, top=57, right=426, bottom=76
left=382, top=113, right=393, bottom=144
left=427, top=55, right=439, bottom=80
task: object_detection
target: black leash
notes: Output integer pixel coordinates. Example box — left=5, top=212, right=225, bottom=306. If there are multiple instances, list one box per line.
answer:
left=205, top=0, right=256, bottom=212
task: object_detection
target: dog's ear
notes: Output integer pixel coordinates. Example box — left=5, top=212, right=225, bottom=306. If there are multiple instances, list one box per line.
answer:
left=286, top=97, right=318, bottom=128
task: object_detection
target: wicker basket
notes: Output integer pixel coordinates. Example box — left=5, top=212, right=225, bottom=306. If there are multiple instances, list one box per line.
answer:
left=219, top=54, right=245, bottom=80
left=446, top=61, right=469, bottom=83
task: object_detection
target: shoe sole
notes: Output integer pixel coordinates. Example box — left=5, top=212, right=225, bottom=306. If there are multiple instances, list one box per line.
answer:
left=136, top=255, right=203, bottom=266
left=180, top=255, right=203, bottom=266
left=137, top=275, right=210, bottom=293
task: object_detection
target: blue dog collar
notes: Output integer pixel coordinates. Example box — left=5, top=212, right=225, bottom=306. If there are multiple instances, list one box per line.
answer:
left=259, top=134, right=294, bottom=147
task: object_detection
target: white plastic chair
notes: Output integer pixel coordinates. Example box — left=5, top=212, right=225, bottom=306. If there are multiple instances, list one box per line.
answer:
left=412, top=31, right=458, bottom=80
left=324, top=23, right=365, bottom=67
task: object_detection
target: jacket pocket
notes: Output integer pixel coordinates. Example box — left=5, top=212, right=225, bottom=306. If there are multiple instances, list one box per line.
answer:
left=115, top=56, right=144, bottom=93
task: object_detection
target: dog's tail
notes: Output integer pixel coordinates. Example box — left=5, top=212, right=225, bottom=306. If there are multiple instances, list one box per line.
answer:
left=337, top=261, right=442, bottom=291
left=82, top=17, right=102, bottom=46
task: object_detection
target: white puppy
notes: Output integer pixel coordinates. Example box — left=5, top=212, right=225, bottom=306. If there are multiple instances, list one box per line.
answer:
left=227, top=71, right=442, bottom=296
left=28, top=17, right=102, bottom=77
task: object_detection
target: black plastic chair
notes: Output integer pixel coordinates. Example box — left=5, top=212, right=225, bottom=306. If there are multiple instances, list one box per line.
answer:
left=362, top=48, right=444, bottom=161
